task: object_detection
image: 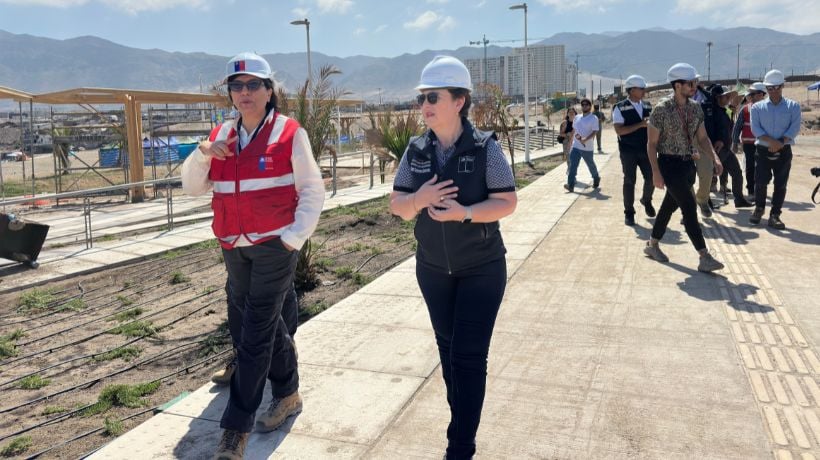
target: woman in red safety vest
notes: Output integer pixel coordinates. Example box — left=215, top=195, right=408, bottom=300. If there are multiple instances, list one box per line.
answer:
left=732, top=82, right=768, bottom=200
left=182, top=51, right=324, bottom=460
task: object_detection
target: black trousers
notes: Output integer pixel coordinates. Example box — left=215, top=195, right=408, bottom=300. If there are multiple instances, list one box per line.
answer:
left=620, top=147, right=654, bottom=215
left=717, top=148, right=745, bottom=204
left=755, top=145, right=792, bottom=217
left=743, top=143, right=756, bottom=195
left=651, top=155, right=707, bottom=251
left=416, top=258, right=507, bottom=460
left=221, top=238, right=299, bottom=433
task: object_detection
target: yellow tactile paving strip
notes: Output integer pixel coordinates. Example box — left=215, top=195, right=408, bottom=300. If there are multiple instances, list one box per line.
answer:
left=706, top=215, right=820, bottom=460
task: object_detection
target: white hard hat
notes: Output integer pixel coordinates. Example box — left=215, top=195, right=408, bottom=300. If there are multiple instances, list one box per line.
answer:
left=225, top=52, right=272, bottom=82
left=624, top=74, right=647, bottom=90
left=667, top=63, right=698, bottom=83
left=746, top=82, right=767, bottom=95
left=763, top=69, right=785, bottom=86
left=415, top=55, right=472, bottom=91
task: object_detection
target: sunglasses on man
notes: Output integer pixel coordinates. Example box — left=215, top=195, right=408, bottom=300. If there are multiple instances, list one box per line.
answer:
left=766, top=85, right=783, bottom=91
left=227, top=79, right=266, bottom=93
left=581, top=102, right=591, bottom=107
left=416, top=92, right=440, bottom=105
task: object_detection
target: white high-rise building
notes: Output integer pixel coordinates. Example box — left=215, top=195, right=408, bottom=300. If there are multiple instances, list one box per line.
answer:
left=464, top=56, right=506, bottom=91
left=507, top=44, right=571, bottom=98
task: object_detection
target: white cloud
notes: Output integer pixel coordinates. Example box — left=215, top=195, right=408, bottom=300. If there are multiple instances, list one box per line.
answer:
left=0, top=0, right=209, bottom=11
left=353, top=27, right=366, bottom=36
left=292, top=7, right=309, bottom=16
left=438, top=16, right=456, bottom=31
left=475, top=0, right=487, bottom=7
left=317, top=0, right=353, bottom=14
left=673, top=0, right=820, bottom=34
left=374, top=24, right=387, bottom=33
left=426, top=0, right=449, bottom=3
left=404, top=10, right=440, bottom=30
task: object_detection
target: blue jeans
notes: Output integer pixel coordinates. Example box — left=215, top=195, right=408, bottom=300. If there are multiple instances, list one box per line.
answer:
left=567, top=147, right=600, bottom=188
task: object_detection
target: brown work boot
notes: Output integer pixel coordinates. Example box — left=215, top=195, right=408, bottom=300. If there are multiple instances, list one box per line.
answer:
left=213, top=429, right=249, bottom=460
left=256, top=392, right=303, bottom=432
left=211, top=352, right=237, bottom=386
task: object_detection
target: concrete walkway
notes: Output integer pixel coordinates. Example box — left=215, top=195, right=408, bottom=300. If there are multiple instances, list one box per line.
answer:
left=84, top=133, right=820, bottom=459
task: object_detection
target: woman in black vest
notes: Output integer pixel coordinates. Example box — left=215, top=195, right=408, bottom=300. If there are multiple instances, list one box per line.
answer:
left=390, top=55, right=517, bottom=459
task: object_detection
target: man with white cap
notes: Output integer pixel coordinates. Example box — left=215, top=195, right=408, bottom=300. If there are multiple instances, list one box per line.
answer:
left=732, top=82, right=767, bottom=200
left=613, top=74, right=655, bottom=225
left=183, top=51, right=324, bottom=459
left=749, top=69, right=801, bottom=229
left=643, top=63, right=724, bottom=273
left=703, top=84, right=753, bottom=209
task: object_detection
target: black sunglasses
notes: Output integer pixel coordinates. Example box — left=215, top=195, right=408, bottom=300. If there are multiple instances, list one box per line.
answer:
left=416, top=92, right=440, bottom=105
left=766, top=85, right=783, bottom=90
left=228, top=79, right=265, bottom=93
left=581, top=102, right=591, bottom=106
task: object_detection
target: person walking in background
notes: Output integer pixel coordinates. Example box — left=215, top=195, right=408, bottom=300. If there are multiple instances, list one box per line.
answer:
left=564, top=99, right=601, bottom=192
left=390, top=55, right=517, bottom=460
left=644, top=63, right=724, bottom=273
left=703, top=84, right=753, bottom=209
left=749, top=69, right=802, bottom=229
left=558, top=107, right=576, bottom=162
left=593, top=104, right=606, bottom=153
left=182, top=52, right=325, bottom=459
left=732, top=82, right=767, bottom=202
left=612, top=75, right=654, bottom=226
left=695, top=82, right=723, bottom=217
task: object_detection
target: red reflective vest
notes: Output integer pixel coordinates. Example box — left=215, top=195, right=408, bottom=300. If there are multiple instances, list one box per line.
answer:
left=740, top=103, right=755, bottom=144
left=208, top=112, right=300, bottom=249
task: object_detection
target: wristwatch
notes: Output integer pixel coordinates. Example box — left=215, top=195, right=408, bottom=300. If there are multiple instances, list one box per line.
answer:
left=462, top=206, right=472, bottom=224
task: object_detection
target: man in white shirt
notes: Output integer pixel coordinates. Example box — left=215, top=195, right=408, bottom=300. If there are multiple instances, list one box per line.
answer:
left=564, top=98, right=601, bottom=192
left=613, top=74, right=655, bottom=225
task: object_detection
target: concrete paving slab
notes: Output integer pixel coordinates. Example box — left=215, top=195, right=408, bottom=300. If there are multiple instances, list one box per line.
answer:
left=312, top=293, right=430, bottom=330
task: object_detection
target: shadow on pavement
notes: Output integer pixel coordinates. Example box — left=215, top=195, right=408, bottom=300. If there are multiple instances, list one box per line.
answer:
left=665, top=262, right=775, bottom=314
left=717, top=209, right=820, bottom=246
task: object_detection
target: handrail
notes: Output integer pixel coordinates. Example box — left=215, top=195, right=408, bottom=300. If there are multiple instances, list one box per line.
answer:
left=0, top=177, right=180, bottom=207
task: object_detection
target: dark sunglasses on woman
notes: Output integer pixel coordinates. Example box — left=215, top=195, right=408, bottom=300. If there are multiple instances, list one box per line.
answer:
left=416, top=92, right=440, bottom=105
left=228, top=79, right=265, bottom=93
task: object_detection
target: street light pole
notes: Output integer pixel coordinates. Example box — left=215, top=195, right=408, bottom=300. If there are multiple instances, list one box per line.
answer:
left=509, top=3, right=529, bottom=164
left=469, top=34, right=490, bottom=98
left=706, top=41, right=713, bottom=81
left=290, top=18, right=312, bottom=109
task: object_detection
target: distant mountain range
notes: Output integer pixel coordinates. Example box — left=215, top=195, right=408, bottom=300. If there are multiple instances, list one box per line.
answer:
left=1, top=27, right=819, bottom=105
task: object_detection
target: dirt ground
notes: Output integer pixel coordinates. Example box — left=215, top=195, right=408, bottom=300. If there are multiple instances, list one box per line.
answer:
left=0, top=155, right=561, bottom=459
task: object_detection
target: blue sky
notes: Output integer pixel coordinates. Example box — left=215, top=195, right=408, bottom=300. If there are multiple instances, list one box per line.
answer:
left=0, top=0, right=817, bottom=58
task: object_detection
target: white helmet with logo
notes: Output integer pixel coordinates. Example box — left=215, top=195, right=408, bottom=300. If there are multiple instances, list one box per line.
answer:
left=225, top=52, right=272, bottom=82
left=624, top=75, right=647, bottom=90
left=415, top=55, right=472, bottom=91
left=763, top=69, right=785, bottom=86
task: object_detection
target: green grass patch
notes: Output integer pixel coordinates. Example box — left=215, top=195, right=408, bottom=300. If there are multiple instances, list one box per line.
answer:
left=198, top=335, right=230, bottom=358
left=0, top=329, right=24, bottom=359
left=123, top=281, right=133, bottom=289
left=41, top=405, right=69, bottom=416
left=60, top=298, right=87, bottom=312
left=192, top=239, right=219, bottom=250
left=108, top=321, right=156, bottom=338
left=351, top=273, right=373, bottom=286
left=202, top=285, right=219, bottom=295
left=98, top=234, right=116, bottom=242
left=17, top=288, right=55, bottom=312
left=333, top=266, right=353, bottom=279
left=93, top=346, right=142, bottom=362
left=163, top=249, right=184, bottom=260
left=112, top=307, right=144, bottom=323
left=17, top=375, right=50, bottom=390
left=301, top=300, right=329, bottom=318
left=314, top=257, right=334, bottom=270
left=367, top=246, right=384, bottom=256
left=103, top=416, right=125, bottom=436
left=116, top=295, right=134, bottom=307
left=345, top=242, right=365, bottom=252
left=81, top=381, right=161, bottom=417
left=326, top=205, right=358, bottom=217
left=170, top=271, right=190, bottom=284
left=0, top=436, right=32, bottom=457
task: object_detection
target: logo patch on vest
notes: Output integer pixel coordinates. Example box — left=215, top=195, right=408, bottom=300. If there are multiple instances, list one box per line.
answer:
left=457, top=155, right=475, bottom=174
left=410, top=158, right=431, bottom=173
left=258, top=155, right=277, bottom=171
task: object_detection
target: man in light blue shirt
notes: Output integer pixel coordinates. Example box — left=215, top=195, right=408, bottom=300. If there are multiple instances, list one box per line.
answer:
left=749, top=69, right=801, bottom=229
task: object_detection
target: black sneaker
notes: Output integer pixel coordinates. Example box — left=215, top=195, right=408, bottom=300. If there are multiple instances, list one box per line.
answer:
left=734, top=199, right=754, bottom=208
left=749, top=208, right=763, bottom=224
left=698, top=201, right=712, bottom=218
left=593, top=177, right=601, bottom=189
left=563, top=183, right=573, bottom=192
left=640, top=199, right=656, bottom=217
left=768, top=215, right=785, bottom=230
left=625, top=214, right=635, bottom=226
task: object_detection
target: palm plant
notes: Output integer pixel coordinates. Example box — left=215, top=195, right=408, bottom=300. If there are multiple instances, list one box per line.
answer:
left=364, top=108, right=423, bottom=183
